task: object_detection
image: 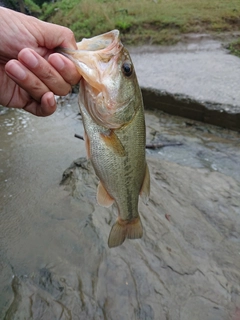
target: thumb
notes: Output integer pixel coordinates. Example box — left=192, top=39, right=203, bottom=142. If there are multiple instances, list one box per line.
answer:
left=33, top=19, right=78, bottom=50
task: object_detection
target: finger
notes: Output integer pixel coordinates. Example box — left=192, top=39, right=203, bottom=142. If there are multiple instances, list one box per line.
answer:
left=5, top=59, right=49, bottom=102
left=23, top=92, right=57, bottom=117
left=48, top=53, right=81, bottom=86
left=33, top=20, right=77, bottom=50
left=18, top=48, right=72, bottom=96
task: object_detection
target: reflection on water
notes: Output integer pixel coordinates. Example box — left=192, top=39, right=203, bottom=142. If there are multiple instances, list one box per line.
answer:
left=0, top=95, right=240, bottom=317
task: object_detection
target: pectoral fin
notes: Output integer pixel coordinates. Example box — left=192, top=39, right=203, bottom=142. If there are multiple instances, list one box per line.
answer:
left=140, top=164, right=150, bottom=204
left=97, top=181, right=115, bottom=207
left=108, top=217, right=143, bottom=248
left=100, top=130, right=126, bottom=157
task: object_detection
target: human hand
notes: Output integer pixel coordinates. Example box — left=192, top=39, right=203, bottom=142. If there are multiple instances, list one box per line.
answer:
left=0, top=7, right=81, bottom=116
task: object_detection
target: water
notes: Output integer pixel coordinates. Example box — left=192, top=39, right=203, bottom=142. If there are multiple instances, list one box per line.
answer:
left=0, top=95, right=85, bottom=317
left=0, top=95, right=240, bottom=318
left=145, top=109, right=240, bottom=182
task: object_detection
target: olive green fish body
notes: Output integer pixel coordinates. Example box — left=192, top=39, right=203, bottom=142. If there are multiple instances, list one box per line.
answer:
left=60, top=30, right=150, bottom=247
left=80, top=85, right=146, bottom=221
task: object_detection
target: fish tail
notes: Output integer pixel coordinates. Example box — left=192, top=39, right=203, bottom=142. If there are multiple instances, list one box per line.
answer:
left=108, top=217, right=143, bottom=248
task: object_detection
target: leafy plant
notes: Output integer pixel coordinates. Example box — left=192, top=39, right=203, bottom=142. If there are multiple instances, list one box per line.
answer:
left=227, top=39, right=240, bottom=58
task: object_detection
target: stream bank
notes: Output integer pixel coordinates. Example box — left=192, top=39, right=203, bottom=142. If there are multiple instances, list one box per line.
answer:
left=130, top=35, right=240, bottom=131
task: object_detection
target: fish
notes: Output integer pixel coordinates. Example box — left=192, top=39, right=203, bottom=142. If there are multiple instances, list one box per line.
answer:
left=59, top=30, right=150, bottom=248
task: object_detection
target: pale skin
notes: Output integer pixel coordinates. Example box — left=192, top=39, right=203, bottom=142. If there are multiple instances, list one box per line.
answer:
left=0, top=7, right=81, bottom=116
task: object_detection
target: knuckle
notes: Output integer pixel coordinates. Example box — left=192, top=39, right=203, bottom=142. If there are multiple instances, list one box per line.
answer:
left=62, top=27, right=76, bottom=43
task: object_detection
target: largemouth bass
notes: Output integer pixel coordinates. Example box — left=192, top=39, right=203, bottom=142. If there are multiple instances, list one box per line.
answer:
left=59, top=30, right=150, bottom=248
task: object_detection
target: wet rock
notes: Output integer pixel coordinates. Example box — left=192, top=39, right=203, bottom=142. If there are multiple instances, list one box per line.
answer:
left=130, top=40, right=240, bottom=131
left=4, top=156, right=240, bottom=320
left=4, top=275, right=72, bottom=320
left=141, top=88, right=240, bottom=131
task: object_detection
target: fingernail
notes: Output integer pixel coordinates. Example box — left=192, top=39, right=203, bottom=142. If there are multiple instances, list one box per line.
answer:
left=20, top=50, right=38, bottom=68
left=6, top=62, right=26, bottom=80
left=50, top=55, right=65, bottom=70
left=48, top=93, right=56, bottom=107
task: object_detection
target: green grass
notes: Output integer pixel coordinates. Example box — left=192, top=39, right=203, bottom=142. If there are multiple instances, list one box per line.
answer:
left=40, top=0, right=240, bottom=45
left=227, top=39, right=240, bottom=57
left=25, top=0, right=41, bottom=14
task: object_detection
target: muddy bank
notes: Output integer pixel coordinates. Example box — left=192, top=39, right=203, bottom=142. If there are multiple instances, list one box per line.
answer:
left=4, top=156, right=240, bottom=320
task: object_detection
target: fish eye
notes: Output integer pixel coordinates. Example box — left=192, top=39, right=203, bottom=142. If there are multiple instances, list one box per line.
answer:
left=122, top=61, right=133, bottom=77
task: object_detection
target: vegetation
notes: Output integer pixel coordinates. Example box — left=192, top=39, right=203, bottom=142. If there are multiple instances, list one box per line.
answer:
left=2, top=0, right=41, bottom=15
left=3, top=0, right=240, bottom=46
left=39, top=0, right=240, bottom=45
left=227, top=39, right=240, bottom=57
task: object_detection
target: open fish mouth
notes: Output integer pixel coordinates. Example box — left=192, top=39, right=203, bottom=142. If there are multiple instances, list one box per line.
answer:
left=58, top=30, right=126, bottom=116
left=58, top=30, right=137, bottom=129
left=57, top=30, right=123, bottom=91
left=76, top=29, right=122, bottom=53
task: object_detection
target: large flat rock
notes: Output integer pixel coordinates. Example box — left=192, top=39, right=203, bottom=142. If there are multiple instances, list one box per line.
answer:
left=130, top=35, right=240, bottom=130
left=4, top=156, right=240, bottom=320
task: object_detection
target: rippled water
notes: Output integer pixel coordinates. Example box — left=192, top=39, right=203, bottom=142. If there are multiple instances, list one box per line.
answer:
left=0, top=95, right=240, bottom=317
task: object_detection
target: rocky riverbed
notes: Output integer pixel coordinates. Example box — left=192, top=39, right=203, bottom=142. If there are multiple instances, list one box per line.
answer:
left=1, top=93, right=240, bottom=319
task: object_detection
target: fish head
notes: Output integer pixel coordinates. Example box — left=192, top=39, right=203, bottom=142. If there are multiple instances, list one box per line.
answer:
left=59, top=30, right=141, bottom=129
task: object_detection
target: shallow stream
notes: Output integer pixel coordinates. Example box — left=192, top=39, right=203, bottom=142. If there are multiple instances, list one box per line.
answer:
left=145, top=108, right=240, bottom=182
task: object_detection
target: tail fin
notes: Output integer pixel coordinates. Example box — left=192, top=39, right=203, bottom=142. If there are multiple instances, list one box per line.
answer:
left=108, top=217, right=143, bottom=248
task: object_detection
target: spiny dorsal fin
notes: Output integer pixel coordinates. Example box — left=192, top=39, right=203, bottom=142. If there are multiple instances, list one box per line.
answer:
left=108, top=217, right=143, bottom=248
left=100, top=130, right=126, bottom=157
left=97, top=181, right=115, bottom=207
left=140, top=163, right=150, bottom=204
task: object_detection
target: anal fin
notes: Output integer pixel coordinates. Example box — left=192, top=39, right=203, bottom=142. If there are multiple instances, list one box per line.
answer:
left=108, top=217, right=143, bottom=248
left=97, top=181, right=115, bottom=207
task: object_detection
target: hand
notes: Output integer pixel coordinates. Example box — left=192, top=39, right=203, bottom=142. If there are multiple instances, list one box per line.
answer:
left=0, top=7, right=81, bottom=116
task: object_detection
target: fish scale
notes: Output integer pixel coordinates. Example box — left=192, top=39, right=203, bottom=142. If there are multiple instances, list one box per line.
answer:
left=82, top=99, right=146, bottom=220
